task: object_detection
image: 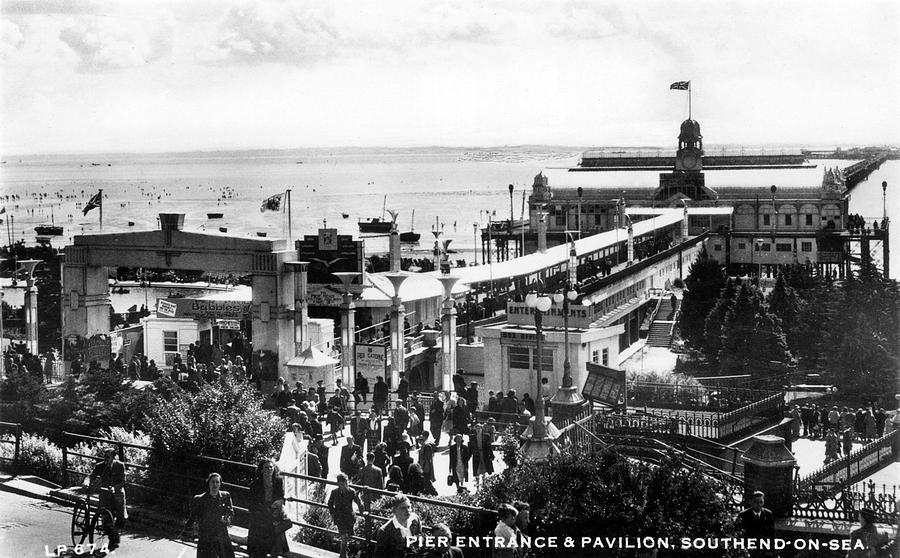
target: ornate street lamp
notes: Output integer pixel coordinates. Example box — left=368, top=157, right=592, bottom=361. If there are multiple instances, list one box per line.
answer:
left=333, top=272, right=361, bottom=386
left=18, top=259, right=42, bottom=356
left=520, top=291, right=559, bottom=461
left=473, top=222, right=479, bottom=266
left=385, top=273, right=410, bottom=389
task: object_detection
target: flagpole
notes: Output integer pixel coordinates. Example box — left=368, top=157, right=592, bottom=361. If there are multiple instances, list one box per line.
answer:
left=688, top=82, right=692, bottom=120
left=99, top=189, right=103, bottom=231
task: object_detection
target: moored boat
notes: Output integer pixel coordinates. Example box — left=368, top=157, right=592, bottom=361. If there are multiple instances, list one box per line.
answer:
left=207, top=213, right=224, bottom=219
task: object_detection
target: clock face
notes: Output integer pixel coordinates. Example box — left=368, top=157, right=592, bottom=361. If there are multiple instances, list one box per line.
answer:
left=682, top=152, right=699, bottom=169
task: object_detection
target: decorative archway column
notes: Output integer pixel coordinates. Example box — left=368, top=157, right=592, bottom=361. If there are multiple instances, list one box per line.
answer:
left=18, top=260, right=42, bottom=355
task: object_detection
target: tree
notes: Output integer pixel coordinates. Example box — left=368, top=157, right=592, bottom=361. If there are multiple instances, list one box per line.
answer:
left=679, top=246, right=725, bottom=351
left=766, top=271, right=803, bottom=351
left=475, top=448, right=741, bottom=557
left=746, top=311, right=793, bottom=375
left=701, top=277, right=738, bottom=362
left=718, top=283, right=761, bottom=375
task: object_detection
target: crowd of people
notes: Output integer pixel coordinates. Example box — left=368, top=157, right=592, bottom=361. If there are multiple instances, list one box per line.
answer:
left=786, top=402, right=893, bottom=464
left=3, top=348, right=62, bottom=384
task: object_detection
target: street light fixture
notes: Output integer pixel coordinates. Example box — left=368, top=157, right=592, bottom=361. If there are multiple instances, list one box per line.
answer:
left=473, top=222, right=479, bottom=266
left=550, top=234, right=586, bottom=421
left=520, top=291, right=560, bottom=461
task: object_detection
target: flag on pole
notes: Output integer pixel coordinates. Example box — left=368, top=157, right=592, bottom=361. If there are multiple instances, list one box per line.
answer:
left=83, top=191, right=102, bottom=215
left=670, top=81, right=690, bottom=90
left=260, top=192, right=285, bottom=213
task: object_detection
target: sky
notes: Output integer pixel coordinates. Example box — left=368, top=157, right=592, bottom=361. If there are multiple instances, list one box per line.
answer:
left=1, top=0, right=899, bottom=155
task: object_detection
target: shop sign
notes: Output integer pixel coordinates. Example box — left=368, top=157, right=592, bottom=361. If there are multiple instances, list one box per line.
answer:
left=355, top=343, right=389, bottom=378
left=158, top=298, right=251, bottom=319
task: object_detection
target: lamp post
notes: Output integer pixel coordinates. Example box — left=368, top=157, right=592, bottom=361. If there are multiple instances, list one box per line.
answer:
left=333, top=272, right=360, bottom=386
left=508, top=184, right=515, bottom=234
left=431, top=228, right=442, bottom=272
left=520, top=292, right=559, bottom=460
left=438, top=275, right=460, bottom=391
left=0, top=257, right=5, bottom=376
left=473, top=222, right=479, bottom=265
left=385, top=273, right=409, bottom=389
left=18, top=259, right=41, bottom=356
left=883, top=181, right=888, bottom=222
left=550, top=235, right=586, bottom=422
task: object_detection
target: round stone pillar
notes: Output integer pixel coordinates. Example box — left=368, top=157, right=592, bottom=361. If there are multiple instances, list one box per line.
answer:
left=740, top=435, right=797, bottom=518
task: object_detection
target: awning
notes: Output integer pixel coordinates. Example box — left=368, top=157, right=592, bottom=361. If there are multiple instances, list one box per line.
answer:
left=286, top=346, right=338, bottom=368
left=591, top=296, right=649, bottom=328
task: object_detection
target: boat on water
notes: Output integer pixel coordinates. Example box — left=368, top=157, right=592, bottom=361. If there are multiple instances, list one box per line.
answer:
left=399, top=209, right=420, bottom=242
left=341, top=213, right=349, bottom=219
left=128, top=221, right=135, bottom=226
left=207, top=213, right=224, bottom=219
left=219, top=227, right=228, bottom=233
left=256, top=232, right=267, bottom=237
left=358, top=195, right=396, bottom=233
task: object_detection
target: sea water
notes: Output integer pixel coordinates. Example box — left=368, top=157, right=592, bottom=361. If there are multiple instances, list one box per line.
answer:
left=1, top=149, right=896, bottom=279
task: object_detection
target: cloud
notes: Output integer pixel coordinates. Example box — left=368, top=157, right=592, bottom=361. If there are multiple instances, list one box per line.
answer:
left=57, top=14, right=174, bottom=72
left=1, top=0, right=102, bottom=16
left=208, top=3, right=339, bottom=66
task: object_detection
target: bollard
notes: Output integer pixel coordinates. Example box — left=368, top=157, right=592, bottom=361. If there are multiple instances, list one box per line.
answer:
left=741, top=435, right=797, bottom=518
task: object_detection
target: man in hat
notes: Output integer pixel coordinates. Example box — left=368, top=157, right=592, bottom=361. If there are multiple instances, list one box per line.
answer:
left=373, top=376, right=389, bottom=414
left=350, top=410, right=369, bottom=451
left=396, top=372, right=409, bottom=406
left=316, top=380, right=327, bottom=414
left=89, top=448, right=127, bottom=550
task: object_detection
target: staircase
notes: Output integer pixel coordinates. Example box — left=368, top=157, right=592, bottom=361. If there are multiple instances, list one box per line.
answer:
left=646, top=297, right=679, bottom=348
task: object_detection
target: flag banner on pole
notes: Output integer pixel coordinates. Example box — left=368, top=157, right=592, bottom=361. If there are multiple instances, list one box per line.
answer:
left=83, top=191, right=102, bottom=215
left=670, top=81, right=690, bottom=90
left=260, top=192, right=285, bottom=213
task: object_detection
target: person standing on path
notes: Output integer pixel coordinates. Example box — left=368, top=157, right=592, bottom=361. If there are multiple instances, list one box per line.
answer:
left=190, top=473, right=236, bottom=558
left=327, top=473, right=364, bottom=558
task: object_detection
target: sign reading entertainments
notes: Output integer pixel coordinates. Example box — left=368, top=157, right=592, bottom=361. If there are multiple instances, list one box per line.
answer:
left=506, top=302, right=595, bottom=328
left=355, top=343, right=389, bottom=379
left=158, top=298, right=251, bottom=320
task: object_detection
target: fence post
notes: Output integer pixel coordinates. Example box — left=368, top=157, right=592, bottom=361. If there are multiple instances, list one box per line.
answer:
left=13, top=425, right=21, bottom=475
left=362, top=486, right=372, bottom=558
left=62, top=444, right=69, bottom=487
left=118, top=442, right=125, bottom=464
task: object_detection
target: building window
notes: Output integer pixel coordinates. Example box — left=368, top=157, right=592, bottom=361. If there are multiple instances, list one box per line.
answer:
left=738, top=242, right=747, bottom=250
left=555, top=213, right=566, bottom=226
left=776, top=243, right=792, bottom=252
left=763, top=215, right=771, bottom=226
left=509, top=346, right=530, bottom=369
left=760, top=243, right=771, bottom=252
left=784, top=214, right=792, bottom=226
left=713, top=244, right=722, bottom=251
left=163, top=331, right=178, bottom=352
left=592, top=350, right=600, bottom=363
left=801, top=241, right=813, bottom=252
left=602, top=348, right=609, bottom=367
left=805, top=214, right=813, bottom=226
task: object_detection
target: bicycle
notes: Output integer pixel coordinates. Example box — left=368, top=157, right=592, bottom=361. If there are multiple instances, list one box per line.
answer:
left=70, top=484, right=115, bottom=550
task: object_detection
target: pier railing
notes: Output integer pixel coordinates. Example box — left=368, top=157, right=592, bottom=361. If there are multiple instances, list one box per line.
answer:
left=798, top=430, right=899, bottom=488
left=793, top=480, right=897, bottom=524
left=0, top=422, right=22, bottom=473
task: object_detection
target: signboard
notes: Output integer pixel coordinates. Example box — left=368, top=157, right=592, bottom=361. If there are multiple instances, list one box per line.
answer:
left=307, top=284, right=344, bottom=308
left=84, top=334, right=112, bottom=368
left=158, top=298, right=251, bottom=320
left=298, top=232, right=366, bottom=286
left=216, top=319, right=241, bottom=330
left=817, top=251, right=842, bottom=264
left=355, top=343, right=389, bottom=379
left=583, top=362, right=626, bottom=407
left=157, top=299, right=177, bottom=317
left=318, top=228, right=338, bottom=251
left=507, top=301, right=595, bottom=328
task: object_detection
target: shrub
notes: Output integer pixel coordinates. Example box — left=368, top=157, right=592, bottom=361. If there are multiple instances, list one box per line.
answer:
left=3, top=433, right=64, bottom=484
left=143, top=375, right=286, bottom=506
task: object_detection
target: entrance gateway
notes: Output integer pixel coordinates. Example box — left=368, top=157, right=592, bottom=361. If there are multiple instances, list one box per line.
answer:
left=61, top=213, right=365, bottom=390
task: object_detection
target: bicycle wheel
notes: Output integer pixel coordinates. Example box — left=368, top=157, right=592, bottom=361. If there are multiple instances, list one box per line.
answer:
left=71, top=501, right=90, bottom=545
left=89, top=508, right=115, bottom=549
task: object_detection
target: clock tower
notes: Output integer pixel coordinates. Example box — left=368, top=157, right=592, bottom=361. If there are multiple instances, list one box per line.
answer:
left=655, top=118, right=715, bottom=202
left=675, top=118, right=703, bottom=171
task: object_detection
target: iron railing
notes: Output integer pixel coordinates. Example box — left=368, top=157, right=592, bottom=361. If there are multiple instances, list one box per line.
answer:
left=799, top=430, right=899, bottom=488
left=0, top=421, right=22, bottom=473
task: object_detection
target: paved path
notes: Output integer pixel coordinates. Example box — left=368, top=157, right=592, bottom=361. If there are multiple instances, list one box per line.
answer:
left=0, top=490, right=200, bottom=557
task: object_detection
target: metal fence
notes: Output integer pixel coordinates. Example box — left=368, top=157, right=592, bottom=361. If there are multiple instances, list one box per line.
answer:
left=793, top=480, right=898, bottom=524
left=0, top=421, right=22, bottom=473
left=57, top=431, right=499, bottom=557
left=799, top=430, right=899, bottom=488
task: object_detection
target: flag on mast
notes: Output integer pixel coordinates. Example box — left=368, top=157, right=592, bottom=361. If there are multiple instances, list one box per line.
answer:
left=670, top=81, right=690, bottom=90
left=83, top=191, right=102, bottom=215
left=260, top=192, right=285, bottom=213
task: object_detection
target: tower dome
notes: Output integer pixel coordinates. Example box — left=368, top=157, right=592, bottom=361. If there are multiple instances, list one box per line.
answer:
left=679, top=119, right=702, bottom=143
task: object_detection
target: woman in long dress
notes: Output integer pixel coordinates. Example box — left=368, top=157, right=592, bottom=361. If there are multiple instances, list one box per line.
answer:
left=191, top=473, right=236, bottom=558
left=247, top=459, right=289, bottom=558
